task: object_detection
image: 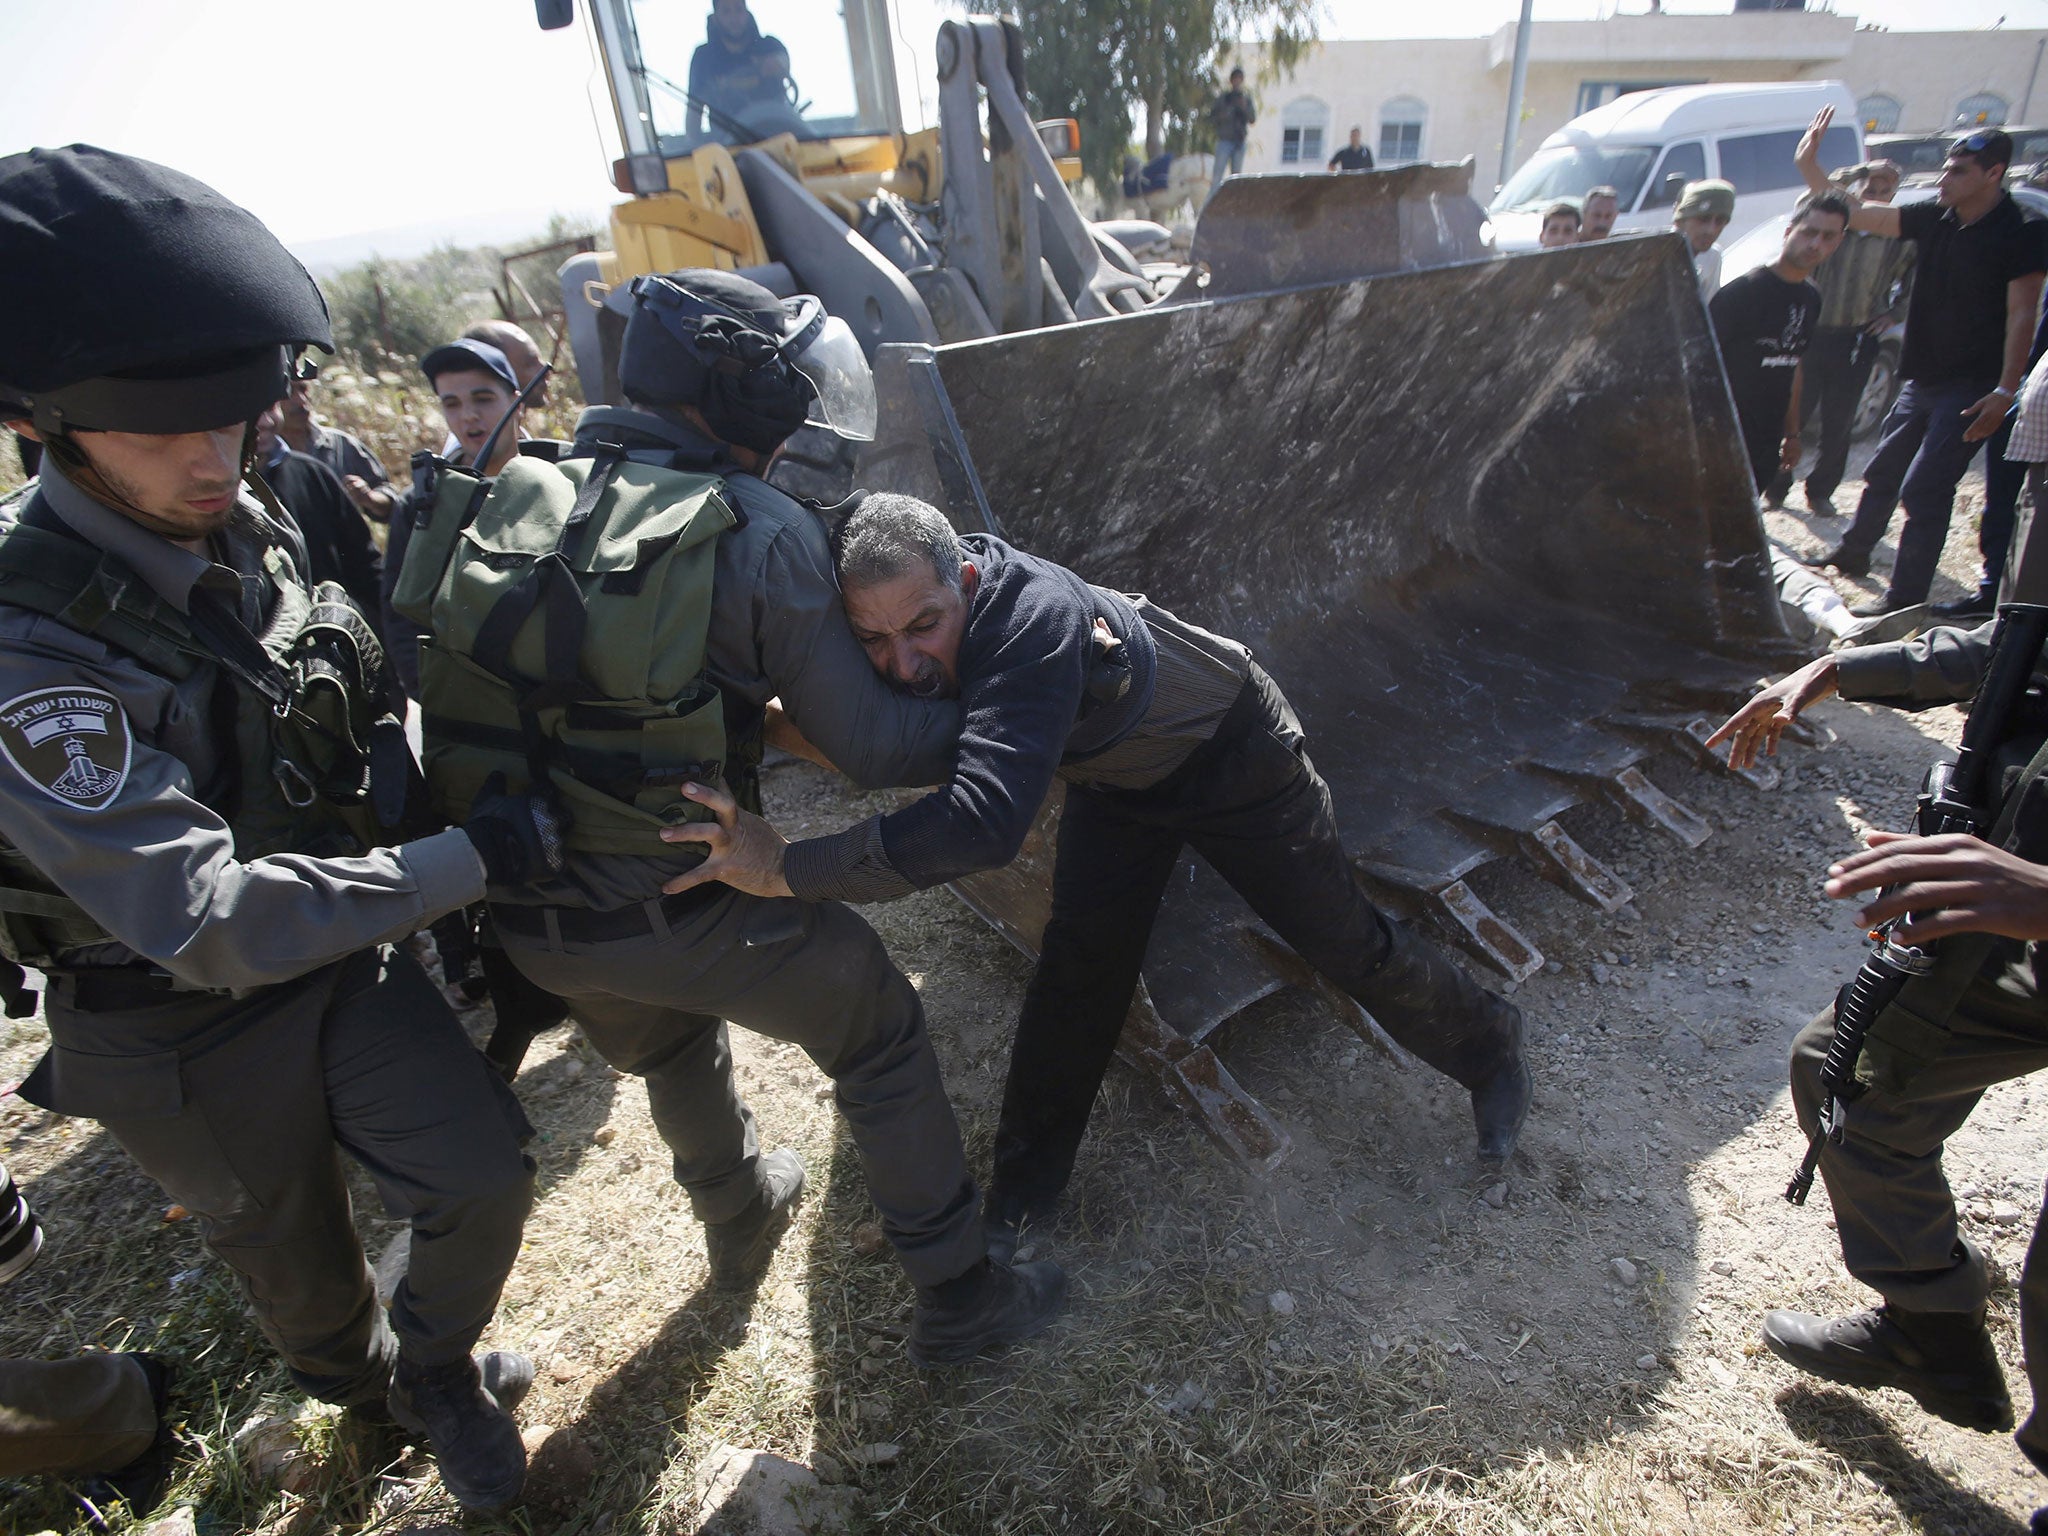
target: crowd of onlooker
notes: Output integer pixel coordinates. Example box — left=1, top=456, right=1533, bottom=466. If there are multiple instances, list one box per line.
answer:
left=1694, top=112, right=2048, bottom=628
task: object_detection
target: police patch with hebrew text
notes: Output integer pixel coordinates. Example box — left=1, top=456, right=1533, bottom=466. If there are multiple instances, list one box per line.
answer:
left=0, top=688, right=132, bottom=812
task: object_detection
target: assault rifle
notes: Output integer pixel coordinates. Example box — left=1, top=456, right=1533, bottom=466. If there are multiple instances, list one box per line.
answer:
left=1788, top=601, right=2048, bottom=1204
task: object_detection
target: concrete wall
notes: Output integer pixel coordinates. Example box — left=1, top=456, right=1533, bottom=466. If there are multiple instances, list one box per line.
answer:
left=1840, top=31, right=2048, bottom=133
left=1231, top=15, right=2048, bottom=191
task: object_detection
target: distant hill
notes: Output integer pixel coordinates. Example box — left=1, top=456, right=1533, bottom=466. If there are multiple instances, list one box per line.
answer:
left=289, top=203, right=611, bottom=275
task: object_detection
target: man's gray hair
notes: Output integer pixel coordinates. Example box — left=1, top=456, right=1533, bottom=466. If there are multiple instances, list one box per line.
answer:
left=835, top=493, right=965, bottom=592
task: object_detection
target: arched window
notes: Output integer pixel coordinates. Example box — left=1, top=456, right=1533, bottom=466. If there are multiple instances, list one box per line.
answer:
left=1857, top=93, right=1902, bottom=134
left=1280, top=96, right=1330, bottom=165
left=1379, top=96, right=1427, bottom=166
left=1957, top=91, right=2010, bottom=128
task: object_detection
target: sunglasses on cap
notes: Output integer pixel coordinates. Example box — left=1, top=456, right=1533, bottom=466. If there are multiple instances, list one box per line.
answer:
left=1952, top=130, right=2006, bottom=155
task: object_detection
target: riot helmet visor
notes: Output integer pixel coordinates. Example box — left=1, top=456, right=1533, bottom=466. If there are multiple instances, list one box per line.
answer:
left=782, top=304, right=876, bottom=442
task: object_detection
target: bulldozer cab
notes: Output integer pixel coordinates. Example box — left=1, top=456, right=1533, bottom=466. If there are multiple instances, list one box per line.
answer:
left=585, top=0, right=904, bottom=181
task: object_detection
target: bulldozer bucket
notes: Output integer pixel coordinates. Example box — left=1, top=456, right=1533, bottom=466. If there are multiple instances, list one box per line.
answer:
left=1172, top=160, right=1494, bottom=301
left=858, top=234, right=1794, bottom=1169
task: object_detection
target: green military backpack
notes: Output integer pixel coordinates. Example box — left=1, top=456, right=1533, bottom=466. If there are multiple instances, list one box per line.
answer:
left=393, top=446, right=738, bottom=864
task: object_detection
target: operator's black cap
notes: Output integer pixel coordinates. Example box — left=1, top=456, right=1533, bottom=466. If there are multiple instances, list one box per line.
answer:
left=420, top=339, right=520, bottom=393
left=0, top=145, right=332, bottom=435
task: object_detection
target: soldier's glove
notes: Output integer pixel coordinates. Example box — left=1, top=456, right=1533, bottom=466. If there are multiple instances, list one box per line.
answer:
left=463, top=772, right=571, bottom=885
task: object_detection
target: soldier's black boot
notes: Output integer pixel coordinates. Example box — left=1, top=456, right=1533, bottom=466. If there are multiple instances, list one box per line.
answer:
left=389, top=1351, right=529, bottom=1511
left=704, top=1147, right=807, bottom=1291
left=1761, top=1304, right=2013, bottom=1432
left=907, top=1257, right=1068, bottom=1368
left=1353, top=921, right=1531, bottom=1162
left=981, top=1186, right=1060, bottom=1266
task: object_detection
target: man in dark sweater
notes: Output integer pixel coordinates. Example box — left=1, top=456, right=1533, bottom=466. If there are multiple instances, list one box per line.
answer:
left=661, top=496, right=1533, bottom=1253
left=252, top=401, right=385, bottom=638
left=1207, top=68, right=1256, bottom=192
left=1709, top=190, right=1852, bottom=497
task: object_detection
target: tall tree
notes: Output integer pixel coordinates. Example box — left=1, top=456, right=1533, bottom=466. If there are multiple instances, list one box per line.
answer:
left=1007, top=0, right=1317, bottom=194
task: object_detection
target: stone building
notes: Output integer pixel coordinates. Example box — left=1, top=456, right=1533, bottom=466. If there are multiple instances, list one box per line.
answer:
left=1231, top=10, right=2048, bottom=187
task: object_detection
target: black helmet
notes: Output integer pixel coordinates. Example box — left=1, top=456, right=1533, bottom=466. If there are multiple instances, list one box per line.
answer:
left=0, top=145, right=332, bottom=436
left=618, top=269, right=875, bottom=454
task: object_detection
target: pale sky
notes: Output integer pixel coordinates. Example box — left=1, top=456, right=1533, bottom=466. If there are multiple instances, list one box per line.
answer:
left=1, top=0, right=2037, bottom=250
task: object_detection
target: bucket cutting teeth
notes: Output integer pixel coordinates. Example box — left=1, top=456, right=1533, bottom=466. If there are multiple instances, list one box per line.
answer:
left=1116, top=981, right=1291, bottom=1172
left=1519, top=820, right=1633, bottom=911
left=1610, top=713, right=1781, bottom=791
left=1591, top=765, right=1712, bottom=848
left=1358, top=858, right=1546, bottom=982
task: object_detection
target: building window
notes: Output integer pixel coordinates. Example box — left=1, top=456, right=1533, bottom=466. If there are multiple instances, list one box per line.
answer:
left=1858, top=93, right=1902, bottom=133
left=1956, top=91, right=2010, bottom=128
left=1280, top=97, right=1329, bottom=165
left=1575, top=79, right=1704, bottom=116
left=1378, top=96, right=1427, bottom=165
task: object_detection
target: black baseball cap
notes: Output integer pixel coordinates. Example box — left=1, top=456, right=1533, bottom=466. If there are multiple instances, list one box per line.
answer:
left=420, top=338, right=518, bottom=393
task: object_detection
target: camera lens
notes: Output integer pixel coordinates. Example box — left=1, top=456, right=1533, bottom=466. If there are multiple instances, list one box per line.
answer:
left=0, top=1162, right=45, bottom=1284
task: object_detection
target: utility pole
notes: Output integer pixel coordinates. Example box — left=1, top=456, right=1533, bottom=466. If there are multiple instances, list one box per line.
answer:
left=1499, top=0, right=1535, bottom=191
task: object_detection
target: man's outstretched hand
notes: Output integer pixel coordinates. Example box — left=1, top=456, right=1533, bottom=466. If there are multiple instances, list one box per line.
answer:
left=1705, top=655, right=1840, bottom=770
left=1826, top=829, right=2048, bottom=943
left=659, top=780, right=794, bottom=899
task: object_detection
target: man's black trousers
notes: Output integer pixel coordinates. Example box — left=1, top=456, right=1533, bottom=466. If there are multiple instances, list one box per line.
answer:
left=992, top=665, right=1501, bottom=1205
left=1766, top=328, right=1880, bottom=508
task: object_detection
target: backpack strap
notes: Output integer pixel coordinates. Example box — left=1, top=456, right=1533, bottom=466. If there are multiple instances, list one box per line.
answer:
left=468, top=443, right=625, bottom=710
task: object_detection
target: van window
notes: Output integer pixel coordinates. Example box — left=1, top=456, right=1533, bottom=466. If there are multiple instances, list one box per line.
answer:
left=1640, top=140, right=1706, bottom=210
left=1491, top=144, right=1656, bottom=212
left=1718, top=125, right=1858, bottom=196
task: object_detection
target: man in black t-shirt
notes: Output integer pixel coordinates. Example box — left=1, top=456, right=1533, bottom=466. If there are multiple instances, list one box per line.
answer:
left=1801, top=113, right=2048, bottom=615
left=1328, top=128, right=1374, bottom=173
left=1710, top=191, right=1852, bottom=495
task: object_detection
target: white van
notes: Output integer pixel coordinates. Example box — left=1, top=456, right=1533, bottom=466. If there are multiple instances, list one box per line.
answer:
left=1488, top=80, right=1864, bottom=252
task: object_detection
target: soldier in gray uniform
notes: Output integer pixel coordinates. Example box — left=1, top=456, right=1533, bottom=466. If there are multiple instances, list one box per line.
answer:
left=1711, top=608, right=2048, bottom=1508
left=0, top=146, right=570, bottom=1512
left=406, top=270, right=1066, bottom=1367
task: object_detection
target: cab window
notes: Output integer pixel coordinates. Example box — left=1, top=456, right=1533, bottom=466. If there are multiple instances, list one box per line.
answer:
left=1640, top=140, right=1706, bottom=210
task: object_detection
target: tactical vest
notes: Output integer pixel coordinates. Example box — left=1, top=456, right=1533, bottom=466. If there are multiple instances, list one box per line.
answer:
left=393, top=448, right=737, bottom=866
left=0, top=485, right=406, bottom=975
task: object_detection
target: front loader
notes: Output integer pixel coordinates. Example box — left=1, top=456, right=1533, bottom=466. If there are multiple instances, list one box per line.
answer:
left=532, top=4, right=1792, bottom=1172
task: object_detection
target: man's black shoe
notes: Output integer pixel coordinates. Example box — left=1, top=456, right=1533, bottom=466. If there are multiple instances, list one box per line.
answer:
left=1801, top=546, right=1870, bottom=577
left=1472, top=1051, right=1532, bottom=1162
left=348, top=1349, right=532, bottom=1429
left=1804, top=490, right=1837, bottom=518
left=1761, top=1305, right=2013, bottom=1432
left=1929, top=593, right=1996, bottom=622
left=388, top=1352, right=529, bottom=1511
left=908, top=1258, right=1067, bottom=1368
left=1847, top=596, right=1909, bottom=619
left=982, top=1189, right=1059, bottom=1266
left=82, top=1354, right=177, bottom=1514
left=705, top=1147, right=806, bottom=1291
left=478, top=1350, right=535, bottom=1415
